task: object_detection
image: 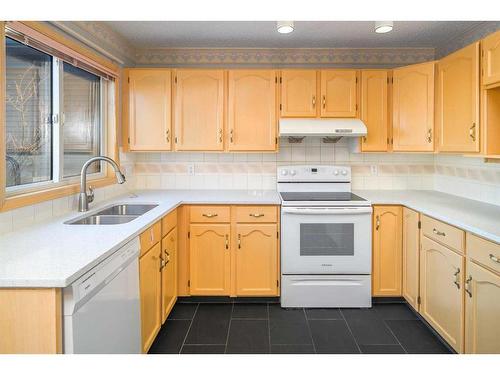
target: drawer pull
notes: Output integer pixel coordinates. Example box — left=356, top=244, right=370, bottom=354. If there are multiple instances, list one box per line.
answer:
left=426, top=128, right=433, bottom=143
left=202, top=213, right=218, bottom=218
left=453, top=268, right=461, bottom=289
left=469, top=123, right=476, bottom=142
left=433, top=228, right=446, bottom=236
left=489, top=254, right=500, bottom=263
left=238, top=233, right=241, bottom=249
left=225, top=234, right=229, bottom=250
left=465, top=276, right=472, bottom=298
left=249, top=213, right=264, bottom=218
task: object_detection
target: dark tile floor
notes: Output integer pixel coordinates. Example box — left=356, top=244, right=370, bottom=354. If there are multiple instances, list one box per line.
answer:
left=148, top=302, right=452, bottom=354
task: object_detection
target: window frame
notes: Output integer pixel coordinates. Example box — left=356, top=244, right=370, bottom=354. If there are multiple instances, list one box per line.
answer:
left=0, top=21, right=121, bottom=212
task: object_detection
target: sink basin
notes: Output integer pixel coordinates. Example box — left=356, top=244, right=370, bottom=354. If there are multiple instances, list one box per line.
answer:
left=67, top=215, right=139, bottom=225
left=95, top=204, right=158, bottom=216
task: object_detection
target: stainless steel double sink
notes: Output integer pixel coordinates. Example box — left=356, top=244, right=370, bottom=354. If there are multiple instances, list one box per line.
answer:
left=66, top=204, right=158, bottom=225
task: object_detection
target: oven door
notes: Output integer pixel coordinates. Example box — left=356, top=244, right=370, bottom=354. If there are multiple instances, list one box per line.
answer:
left=281, top=206, right=372, bottom=274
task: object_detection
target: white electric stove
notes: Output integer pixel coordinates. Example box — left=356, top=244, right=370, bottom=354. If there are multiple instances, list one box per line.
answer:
left=278, top=165, right=372, bottom=308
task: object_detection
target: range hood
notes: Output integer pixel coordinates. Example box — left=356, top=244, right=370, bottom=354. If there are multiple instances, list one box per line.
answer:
left=279, top=118, right=367, bottom=142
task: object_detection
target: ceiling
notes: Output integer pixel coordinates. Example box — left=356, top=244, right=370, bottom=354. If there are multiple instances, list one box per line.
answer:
left=103, top=21, right=489, bottom=49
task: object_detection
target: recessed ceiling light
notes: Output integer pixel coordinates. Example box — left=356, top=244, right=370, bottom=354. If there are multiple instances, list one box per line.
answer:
left=277, top=21, right=294, bottom=34
left=375, top=21, right=393, bottom=34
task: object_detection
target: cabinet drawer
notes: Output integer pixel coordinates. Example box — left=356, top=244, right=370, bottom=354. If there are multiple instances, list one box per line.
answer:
left=140, top=221, right=162, bottom=256
left=422, top=215, right=464, bottom=253
left=235, top=206, right=277, bottom=223
left=467, top=233, right=500, bottom=274
left=190, top=206, right=230, bottom=223
left=162, top=209, right=177, bottom=236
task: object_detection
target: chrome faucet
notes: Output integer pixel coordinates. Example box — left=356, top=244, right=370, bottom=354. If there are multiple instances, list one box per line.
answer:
left=78, top=156, right=126, bottom=212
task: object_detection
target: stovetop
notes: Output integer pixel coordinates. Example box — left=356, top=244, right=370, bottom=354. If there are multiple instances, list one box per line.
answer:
left=279, top=192, right=367, bottom=202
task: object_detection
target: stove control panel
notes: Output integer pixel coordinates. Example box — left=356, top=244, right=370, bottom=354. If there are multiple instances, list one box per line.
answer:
left=277, top=165, right=351, bottom=182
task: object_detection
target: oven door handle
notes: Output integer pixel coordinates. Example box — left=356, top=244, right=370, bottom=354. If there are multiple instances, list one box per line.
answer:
left=282, top=207, right=373, bottom=215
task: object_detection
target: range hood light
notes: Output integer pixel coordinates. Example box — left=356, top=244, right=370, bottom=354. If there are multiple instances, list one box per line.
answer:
left=375, top=21, right=393, bottom=34
left=277, top=21, right=294, bottom=34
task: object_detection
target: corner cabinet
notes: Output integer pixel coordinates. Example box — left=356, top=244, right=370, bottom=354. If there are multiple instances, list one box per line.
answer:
left=320, top=70, right=358, bottom=117
left=437, top=42, right=480, bottom=153
left=161, top=228, right=177, bottom=323
left=227, top=70, right=278, bottom=151
left=402, top=207, right=420, bottom=311
left=392, top=62, right=435, bottom=152
left=173, top=69, right=225, bottom=151
left=372, top=206, right=402, bottom=296
left=482, top=30, right=500, bottom=86
left=127, top=69, right=172, bottom=151
left=280, top=69, right=318, bottom=117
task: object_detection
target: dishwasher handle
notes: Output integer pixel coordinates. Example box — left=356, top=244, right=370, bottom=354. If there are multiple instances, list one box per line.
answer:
left=282, top=207, right=373, bottom=215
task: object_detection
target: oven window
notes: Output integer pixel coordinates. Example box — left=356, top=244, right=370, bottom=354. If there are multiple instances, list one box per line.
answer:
left=300, top=223, right=354, bottom=256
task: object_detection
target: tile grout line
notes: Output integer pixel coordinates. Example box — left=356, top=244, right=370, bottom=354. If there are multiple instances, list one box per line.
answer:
left=179, top=303, right=199, bottom=354
left=223, top=302, right=234, bottom=354
left=339, top=309, right=362, bottom=354
left=302, top=308, right=318, bottom=354
left=381, top=319, right=408, bottom=354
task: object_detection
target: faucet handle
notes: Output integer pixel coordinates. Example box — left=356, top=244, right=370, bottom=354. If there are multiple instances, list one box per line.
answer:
left=87, top=185, right=95, bottom=203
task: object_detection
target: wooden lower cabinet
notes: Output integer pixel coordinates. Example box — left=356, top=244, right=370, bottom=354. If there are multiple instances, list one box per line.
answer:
left=402, top=207, right=420, bottom=311
left=372, top=206, right=402, bottom=296
left=189, top=224, right=231, bottom=295
left=161, top=228, right=177, bottom=323
left=420, top=236, right=464, bottom=353
left=235, top=224, right=279, bottom=296
left=465, top=259, right=500, bottom=353
left=139, top=242, right=162, bottom=353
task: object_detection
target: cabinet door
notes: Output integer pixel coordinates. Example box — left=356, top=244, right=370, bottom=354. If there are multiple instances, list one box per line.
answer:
left=361, top=70, right=389, bottom=151
left=402, top=208, right=420, bottom=311
left=139, top=242, right=162, bottom=353
left=174, top=70, right=224, bottom=151
left=465, top=259, right=500, bottom=354
left=420, top=236, right=464, bottom=352
left=235, top=224, right=278, bottom=296
left=392, top=62, right=435, bottom=151
left=437, top=43, right=480, bottom=153
left=161, top=228, right=177, bottom=323
left=189, top=224, right=231, bottom=295
left=372, top=206, right=403, bottom=296
left=281, top=70, right=318, bottom=117
left=227, top=70, right=278, bottom=151
left=320, top=70, right=358, bottom=117
left=482, top=30, right=500, bottom=86
left=128, top=69, right=171, bottom=151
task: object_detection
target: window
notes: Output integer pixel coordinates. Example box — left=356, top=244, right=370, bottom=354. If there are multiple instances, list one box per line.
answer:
left=5, top=34, right=108, bottom=194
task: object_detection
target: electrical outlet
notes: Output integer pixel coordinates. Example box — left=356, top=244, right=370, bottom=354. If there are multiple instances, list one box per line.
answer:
left=370, top=165, right=378, bottom=175
left=187, top=163, right=195, bottom=176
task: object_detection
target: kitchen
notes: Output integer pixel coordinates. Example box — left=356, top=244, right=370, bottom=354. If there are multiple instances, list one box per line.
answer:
left=1, top=1, right=500, bottom=370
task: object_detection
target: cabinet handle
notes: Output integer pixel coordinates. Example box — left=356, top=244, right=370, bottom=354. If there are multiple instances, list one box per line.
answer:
left=453, top=268, right=461, bottom=289
left=225, top=234, right=229, bottom=250
left=322, top=95, right=326, bottom=109
left=375, top=215, right=380, bottom=231
left=238, top=234, right=241, bottom=249
left=432, top=228, right=446, bottom=236
left=218, top=128, right=223, bottom=143
left=249, top=213, right=264, bottom=218
left=469, top=123, right=476, bottom=142
left=202, top=213, right=218, bottom=218
left=465, top=275, right=472, bottom=298
left=426, top=129, right=433, bottom=143
left=489, top=254, right=500, bottom=263
left=230, top=129, right=234, bottom=143
left=159, top=256, right=166, bottom=271
left=164, top=250, right=170, bottom=263
left=363, top=136, right=367, bottom=143
left=312, top=95, right=316, bottom=108
left=166, top=129, right=170, bottom=143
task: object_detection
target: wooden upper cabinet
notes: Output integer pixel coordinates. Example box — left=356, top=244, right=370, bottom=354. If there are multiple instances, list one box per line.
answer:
left=392, top=62, right=435, bottom=152
left=235, top=224, right=279, bottom=296
left=280, top=70, right=318, bottom=117
left=320, top=70, right=358, bottom=117
left=465, top=259, right=500, bottom=354
left=420, top=236, right=464, bottom=353
left=360, top=70, right=389, bottom=151
left=227, top=70, right=278, bottom=151
left=372, top=206, right=402, bottom=297
left=128, top=69, right=172, bottom=151
left=174, top=70, right=224, bottom=151
left=482, top=30, right=500, bottom=86
left=402, top=207, right=420, bottom=311
left=437, top=43, right=480, bottom=153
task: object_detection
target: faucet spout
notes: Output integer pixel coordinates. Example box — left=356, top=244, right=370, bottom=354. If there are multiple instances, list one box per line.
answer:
left=78, top=156, right=126, bottom=212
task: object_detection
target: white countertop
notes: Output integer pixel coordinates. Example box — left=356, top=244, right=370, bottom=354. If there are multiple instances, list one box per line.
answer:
left=355, top=190, right=500, bottom=244
left=0, top=190, right=280, bottom=288
left=1, top=189, right=499, bottom=288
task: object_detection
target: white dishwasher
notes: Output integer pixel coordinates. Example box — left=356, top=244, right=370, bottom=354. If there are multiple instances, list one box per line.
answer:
left=63, top=237, right=141, bottom=354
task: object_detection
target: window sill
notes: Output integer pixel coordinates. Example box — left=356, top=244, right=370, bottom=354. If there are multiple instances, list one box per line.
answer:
left=1, top=176, right=117, bottom=212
